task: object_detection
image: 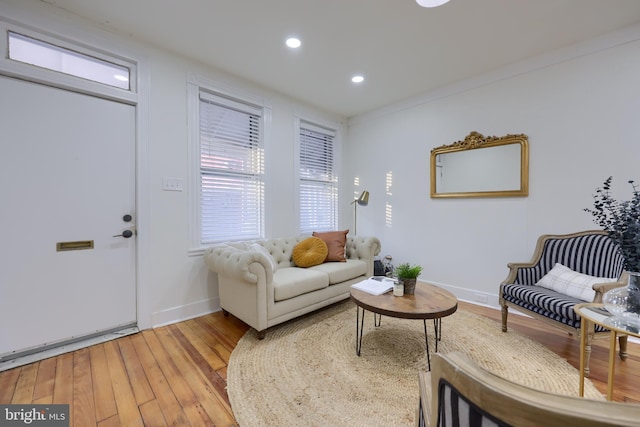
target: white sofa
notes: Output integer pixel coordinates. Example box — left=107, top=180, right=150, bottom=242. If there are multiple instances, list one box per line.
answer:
left=204, top=235, right=381, bottom=338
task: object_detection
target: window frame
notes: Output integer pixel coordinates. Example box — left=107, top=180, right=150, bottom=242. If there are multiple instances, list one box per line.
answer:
left=188, top=75, right=270, bottom=254
left=0, top=21, right=137, bottom=103
left=8, top=31, right=131, bottom=90
left=295, top=116, right=342, bottom=235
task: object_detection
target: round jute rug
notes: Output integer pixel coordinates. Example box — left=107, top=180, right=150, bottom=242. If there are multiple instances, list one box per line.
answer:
left=227, top=300, right=603, bottom=427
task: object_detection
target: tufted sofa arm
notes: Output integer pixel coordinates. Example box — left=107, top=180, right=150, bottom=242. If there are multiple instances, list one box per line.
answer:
left=346, top=236, right=382, bottom=260
left=346, top=236, right=382, bottom=277
left=204, top=242, right=274, bottom=285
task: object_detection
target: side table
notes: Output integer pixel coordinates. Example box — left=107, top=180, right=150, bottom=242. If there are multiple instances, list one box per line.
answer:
left=574, top=303, right=639, bottom=400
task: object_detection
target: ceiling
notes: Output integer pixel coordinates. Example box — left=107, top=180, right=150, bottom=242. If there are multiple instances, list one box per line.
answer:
left=40, top=0, right=640, bottom=118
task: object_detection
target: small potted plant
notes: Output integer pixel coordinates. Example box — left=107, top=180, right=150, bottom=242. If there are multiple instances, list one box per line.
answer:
left=395, top=262, right=423, bottom=295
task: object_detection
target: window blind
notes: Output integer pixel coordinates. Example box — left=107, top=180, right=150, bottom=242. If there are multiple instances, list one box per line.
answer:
left=200, top=92, right=264, bottom=243
left=299, top=122, right=338, bottom=234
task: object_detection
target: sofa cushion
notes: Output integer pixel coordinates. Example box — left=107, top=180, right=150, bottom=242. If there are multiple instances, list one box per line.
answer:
left=292, top=237, right=328, bottom=268
left=310, top=259, right=367, bottom=284
left=313, top=230, right=349, bottom=262
left=273, top=267, right=329, bottom=301
left=536, top=263, right=617, bottom=302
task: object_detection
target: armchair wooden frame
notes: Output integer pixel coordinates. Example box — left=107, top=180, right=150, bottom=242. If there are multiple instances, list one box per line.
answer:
left=418, top=352, right=640, bottom=427
left=499, top=230, right=628, bottom=377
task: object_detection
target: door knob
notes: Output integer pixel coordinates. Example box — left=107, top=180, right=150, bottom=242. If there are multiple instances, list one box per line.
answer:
left=113, top=229, right=134, bottom=238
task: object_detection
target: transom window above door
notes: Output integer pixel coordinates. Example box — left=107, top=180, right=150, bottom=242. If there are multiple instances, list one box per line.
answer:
left=8, top=31, right=131, bottom=90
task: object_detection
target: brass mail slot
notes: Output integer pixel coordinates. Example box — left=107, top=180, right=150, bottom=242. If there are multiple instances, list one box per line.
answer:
left=56, top=240, right=94, bottom=251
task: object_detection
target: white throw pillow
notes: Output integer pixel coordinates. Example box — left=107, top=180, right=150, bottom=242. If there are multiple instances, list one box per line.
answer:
left=536, top=263, right=617, bottom=302
left=251, top=243, right=277, bottom=271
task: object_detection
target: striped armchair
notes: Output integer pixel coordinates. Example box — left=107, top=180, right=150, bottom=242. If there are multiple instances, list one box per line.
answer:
left=499, top=230, right=628, bottom=377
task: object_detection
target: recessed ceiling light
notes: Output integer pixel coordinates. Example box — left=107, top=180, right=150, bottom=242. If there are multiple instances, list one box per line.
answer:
left=351, top=75, right=364, bottom=83
left=286, top=37, right=301, bottom=49
left=416, top=0, right=450, bottom=7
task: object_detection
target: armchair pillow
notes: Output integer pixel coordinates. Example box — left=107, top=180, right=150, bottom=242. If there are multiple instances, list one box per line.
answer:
left=536, top=263, right=617, bottom=302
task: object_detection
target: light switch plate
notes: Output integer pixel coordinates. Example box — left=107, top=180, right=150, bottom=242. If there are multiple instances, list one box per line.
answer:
left=163, top=177, right=183, bottom=191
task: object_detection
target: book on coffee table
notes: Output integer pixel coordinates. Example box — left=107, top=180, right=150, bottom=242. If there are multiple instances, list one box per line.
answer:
left=351, top=277, right=394, bottom=295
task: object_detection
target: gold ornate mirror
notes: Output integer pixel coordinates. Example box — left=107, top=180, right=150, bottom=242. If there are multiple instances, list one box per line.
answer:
left=430, top=132, right=529, bottom=198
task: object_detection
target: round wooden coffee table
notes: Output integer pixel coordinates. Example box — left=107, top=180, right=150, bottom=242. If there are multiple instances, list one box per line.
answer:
left=350, top=281, right=458, bottom=370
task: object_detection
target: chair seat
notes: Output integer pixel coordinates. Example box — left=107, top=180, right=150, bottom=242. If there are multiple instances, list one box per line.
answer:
left=502, top=283, right=608, bottom=332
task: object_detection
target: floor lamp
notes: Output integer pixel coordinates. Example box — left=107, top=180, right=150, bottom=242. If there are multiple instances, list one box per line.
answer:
left=351, top=190, right=369, bottom=235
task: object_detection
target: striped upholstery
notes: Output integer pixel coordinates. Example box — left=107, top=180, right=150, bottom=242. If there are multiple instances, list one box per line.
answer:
left=512, top=234, right=624, bottom=285
left=435, top=380, right=509, bottom=427
left=502, top=233, right=624, bottom=330
left=502, top=284, right=607, bottom=331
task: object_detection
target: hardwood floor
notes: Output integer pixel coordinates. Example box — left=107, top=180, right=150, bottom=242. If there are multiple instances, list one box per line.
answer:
left=1, top=301, right=639, bottom=426
left=467, top=302, right=640, bottom=404
left=0, top=313, right=249, bottom=426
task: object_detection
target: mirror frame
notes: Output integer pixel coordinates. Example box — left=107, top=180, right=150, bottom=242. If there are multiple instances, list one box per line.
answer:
left=430, top=131, right=529, bottom=198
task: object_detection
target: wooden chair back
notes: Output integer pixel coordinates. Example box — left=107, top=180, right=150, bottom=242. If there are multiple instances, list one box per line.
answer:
left=418, top=352, right=640, bottom=427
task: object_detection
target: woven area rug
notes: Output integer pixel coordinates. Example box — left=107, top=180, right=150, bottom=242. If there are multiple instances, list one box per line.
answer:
left=227, top=300, right=603, bottom=427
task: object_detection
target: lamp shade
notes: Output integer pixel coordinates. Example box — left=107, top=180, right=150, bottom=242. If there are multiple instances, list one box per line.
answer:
left=357, top=190, right=369, bottom=206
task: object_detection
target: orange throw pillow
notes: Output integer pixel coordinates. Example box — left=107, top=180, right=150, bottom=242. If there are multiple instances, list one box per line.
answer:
left=312, top=230, right=349, bottom=262
left=292, top=237, right=329, bottom=268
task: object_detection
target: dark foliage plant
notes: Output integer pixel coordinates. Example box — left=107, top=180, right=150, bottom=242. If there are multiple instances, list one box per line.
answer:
left=585, top=176, right=640, bottom=313
left=585, top=177, right=640, bottom=273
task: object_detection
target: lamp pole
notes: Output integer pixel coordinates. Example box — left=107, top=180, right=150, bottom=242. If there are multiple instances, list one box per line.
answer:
left=351, top=190, right=369, bottom=235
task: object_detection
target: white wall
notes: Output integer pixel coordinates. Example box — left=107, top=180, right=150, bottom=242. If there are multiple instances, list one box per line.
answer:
left=2, top=0, right=344, bottom=329
left=145, top=51, right=344, bottom=327
left=346, top=29, right=640, bottom=306
left=5, top=0, right=640, bottom=331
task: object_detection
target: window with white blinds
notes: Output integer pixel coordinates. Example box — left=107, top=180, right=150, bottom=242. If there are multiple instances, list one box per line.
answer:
left=298, top=121, right=338, bottom=234
left=199, top=91, right=264, bottom=244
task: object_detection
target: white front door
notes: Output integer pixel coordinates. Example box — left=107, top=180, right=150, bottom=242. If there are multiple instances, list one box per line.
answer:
left=0, top=76, right=137, bottom=358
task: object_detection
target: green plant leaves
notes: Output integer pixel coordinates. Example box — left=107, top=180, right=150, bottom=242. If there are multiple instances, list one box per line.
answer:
left=395, top=262, right=423, bottom=279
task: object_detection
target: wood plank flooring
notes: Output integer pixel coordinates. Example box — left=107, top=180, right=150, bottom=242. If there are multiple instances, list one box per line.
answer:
left=1, top=301, right=639, bottom=426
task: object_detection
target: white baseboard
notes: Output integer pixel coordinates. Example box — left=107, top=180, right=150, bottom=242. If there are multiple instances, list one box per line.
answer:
left=426, top=280, right=501, bottom=309
left=151, top=297, right=221, bottom=328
